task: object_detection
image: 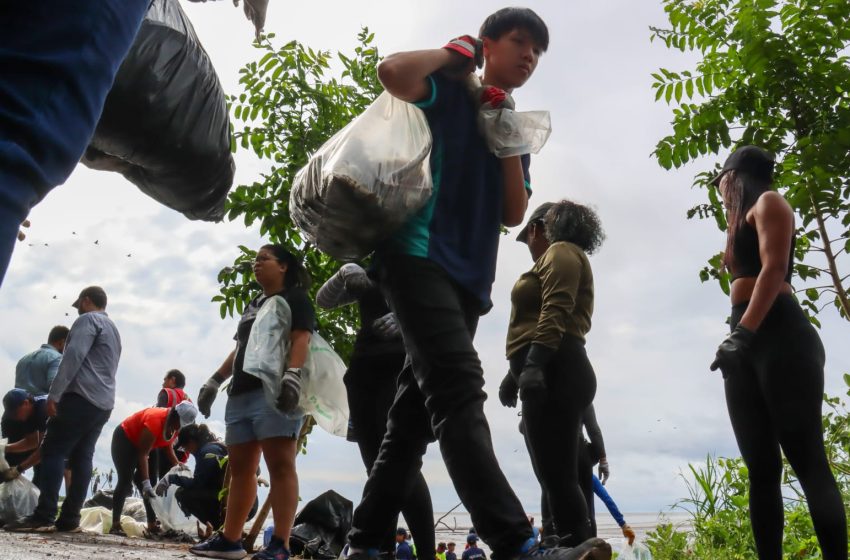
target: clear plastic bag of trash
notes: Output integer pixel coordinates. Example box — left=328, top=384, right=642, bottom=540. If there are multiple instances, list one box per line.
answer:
left=290, top=91, right=433, bottom=261
left=609, top=538, right=653, bottom=560
left=477, top=109, right=551, bottom=157
left=243, top=295, right=294, bottom=411
left=300, top=333, right=349, bottom=437
left=0, top=440, right=39, bottom=522
left=149, top=465, right=200, bottom=533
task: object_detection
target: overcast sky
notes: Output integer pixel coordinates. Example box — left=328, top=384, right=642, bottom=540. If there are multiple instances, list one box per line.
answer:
left=1, top=0, right=847, bottom=518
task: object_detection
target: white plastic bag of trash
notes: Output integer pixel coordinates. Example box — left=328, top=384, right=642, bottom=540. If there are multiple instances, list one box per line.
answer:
left=149, top=465, right=200, bottom=532
left=609, top=538, right=653, bottom=560
left=0, top=439, right=40, bottom=522
left=79, top=506, right=145, bottom=537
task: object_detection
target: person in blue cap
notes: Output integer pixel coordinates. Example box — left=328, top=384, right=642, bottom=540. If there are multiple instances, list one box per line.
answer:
left=0, top=389, right=50, bottom=487
left=395, top=528, right=415, bottom=560
left=462, top=534, right=486, bottom=560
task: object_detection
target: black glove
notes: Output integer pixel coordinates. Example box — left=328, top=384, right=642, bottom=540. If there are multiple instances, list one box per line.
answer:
left=498, top=371, right=519, bottom=408
left=710, top=325, right=755, bottom=379
left=197, top=372, right=225, bottom=418
left=519, top=344, right=556, bottom=401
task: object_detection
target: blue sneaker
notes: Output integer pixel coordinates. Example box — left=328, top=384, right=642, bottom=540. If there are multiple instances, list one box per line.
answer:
left=190, top=532, right=248, bottom=559
left=252, top=536, right=291, bottom=560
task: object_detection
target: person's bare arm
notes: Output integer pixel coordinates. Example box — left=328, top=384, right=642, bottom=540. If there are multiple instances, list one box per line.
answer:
left=136, top=429, right=156, bottom=481
left=215, top=349, right=236, bottom=381
left=5, top=432, right=40, bottom=454
left=738, top=192, right=795, bottom=331
left=502, top=156, right=529, bottom=226
left=377, top=49, right=456, bottom=102
left=164, top=444, right=179, bottom=468
left=288, top=330, right=311, bottom=369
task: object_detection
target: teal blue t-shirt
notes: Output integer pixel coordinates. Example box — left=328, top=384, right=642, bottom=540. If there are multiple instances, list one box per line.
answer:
left=382, top=73, right=531, bottom=311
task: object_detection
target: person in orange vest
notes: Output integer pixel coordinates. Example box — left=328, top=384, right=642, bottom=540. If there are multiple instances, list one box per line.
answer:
left=109, top=401, right=198, bottom=535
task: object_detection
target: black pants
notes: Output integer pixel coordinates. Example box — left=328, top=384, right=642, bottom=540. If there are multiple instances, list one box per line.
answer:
left=540, top=442, right=596, bottom=539
left=726, top=294, right=846, bottom=560
left=513, top=336, right=596, bottom=546
left=111, top=425, right=156, bottom=527
left=348, top=255, right=532, bottom=557
left=345, top=351, right=435, bottom=558
left=176, top=486, right=222, bottom=527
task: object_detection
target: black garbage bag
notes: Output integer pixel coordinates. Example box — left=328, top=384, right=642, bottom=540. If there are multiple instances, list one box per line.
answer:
left=83, top=489, right=114, bottom=510
left=81, top=0, right=234, bottom=221
left=289, top=490, right=353, bottom=559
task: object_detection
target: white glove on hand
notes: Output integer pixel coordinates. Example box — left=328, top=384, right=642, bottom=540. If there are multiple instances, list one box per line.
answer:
left=339, top=263, right=373, bottom=297
left=176, top=463, right=191, bottom=472
left=142, top=479, right=156, bottom=499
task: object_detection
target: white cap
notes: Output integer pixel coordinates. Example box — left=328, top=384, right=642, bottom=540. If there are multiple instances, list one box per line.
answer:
left=174, top=401, right=198, bottom=428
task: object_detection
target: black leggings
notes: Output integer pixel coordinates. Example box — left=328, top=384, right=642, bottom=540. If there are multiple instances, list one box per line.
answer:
left=726, top=294, right=846, bottom=560
left=513, top=336, right=597, bottom=546
left=345, top=350, right=435, bottom=559
left=540, top=442, right=596, bottom=538
left=111, top=425, right=156, bottom=527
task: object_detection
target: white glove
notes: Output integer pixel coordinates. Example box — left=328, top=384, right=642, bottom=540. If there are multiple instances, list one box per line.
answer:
left=155, top=477, right=170, bottom=497
left=142, top=479, right=156, bottom=499
left=176, top=462, right=191, bottom=472
left=339, top=263, right=373, bottom=297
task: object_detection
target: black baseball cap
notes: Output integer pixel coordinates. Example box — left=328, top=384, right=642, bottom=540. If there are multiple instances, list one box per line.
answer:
left=2, top=389, right=31, bottom=421
left=72, top=285, right=107, bottom=309
left=711, top=145, right=775, bottom=186
left=516, top=202, right=554, bottom=243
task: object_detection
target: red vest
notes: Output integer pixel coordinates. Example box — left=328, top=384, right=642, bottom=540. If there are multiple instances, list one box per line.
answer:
left=162, top=387, right=190, bottom=408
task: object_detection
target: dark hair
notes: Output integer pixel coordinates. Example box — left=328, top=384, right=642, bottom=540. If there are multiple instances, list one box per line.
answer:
left=176, top=423, right=218, bottom=450
left=722, top=170, right=772, bottom=272
left=47, top=325, right=70, bottom=344
left=543, top=200, right=605, bottom=254
left=165, top=369, right=186, bottom=389
left=480, top=7, right=549, bottom=52
left=260, top=244, right=312, bottom=290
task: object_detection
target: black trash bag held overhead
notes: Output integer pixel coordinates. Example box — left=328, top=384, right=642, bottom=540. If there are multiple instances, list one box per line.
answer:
left=289, top=490, right=353, bottom=559
left=81, top=0, right=234, bottom=221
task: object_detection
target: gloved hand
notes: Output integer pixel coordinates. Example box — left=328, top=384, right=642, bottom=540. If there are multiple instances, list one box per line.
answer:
left=176, top=462, right=191, bottom=472
left=142, top=479, right=156, bottom=499
left=478, top=85, right=515, bottom=111
left=621, top=524, right=635, bottom=546
left=235, top=0, right=269, bottom=40
left=498, top=371, right=519, bottom=408
left=197, top=373, right=224, bottom=418
left=155, top=477, right=170, bottom=497
left=339, top=263, right=373, bottom=298
left=1, top=467, right=20, bottom=482
left=277, top=368, right=302, bottom=413
left=443, top=35, right=484, bottom=72
left=372, top=313, right=401, bottom=340
left=519, top=344, right=556, bottom=402
left=598, top=458, right=610, bottom=485
left=709, top=325, right=756, bottom=379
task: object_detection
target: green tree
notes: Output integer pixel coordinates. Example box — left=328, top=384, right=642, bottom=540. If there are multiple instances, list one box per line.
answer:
left=650, top=0, right=850, bottom=325
left=214, top=29, right=383, bottom=360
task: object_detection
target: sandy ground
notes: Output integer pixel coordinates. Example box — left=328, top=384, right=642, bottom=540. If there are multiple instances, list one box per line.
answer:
left=0, top=531, right=193, bottom=560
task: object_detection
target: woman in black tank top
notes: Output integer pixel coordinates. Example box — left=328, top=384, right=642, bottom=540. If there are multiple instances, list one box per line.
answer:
left=709, top=146, right=846, bottom=560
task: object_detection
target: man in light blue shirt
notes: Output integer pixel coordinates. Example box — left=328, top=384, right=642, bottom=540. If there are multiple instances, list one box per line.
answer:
left=5, top=285, right=120, bottom=533
left=14, top=326, right=69, bottom=396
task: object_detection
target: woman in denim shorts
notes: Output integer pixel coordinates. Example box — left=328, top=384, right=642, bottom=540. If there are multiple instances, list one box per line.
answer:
left=192, top=244, right=316, bottom=560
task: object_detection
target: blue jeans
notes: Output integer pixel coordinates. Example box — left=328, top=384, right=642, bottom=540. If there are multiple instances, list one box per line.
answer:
left=32, top=393, right=111, bottom=526
left=0, top=0, right=148, bottom=286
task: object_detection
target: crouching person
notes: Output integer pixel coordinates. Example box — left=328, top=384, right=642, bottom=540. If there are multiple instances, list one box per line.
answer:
left=110, top=402, right=198, bottom=535
left=155, top=424, right=259, bottom=529
left=1, top=389, right=49, bottom=487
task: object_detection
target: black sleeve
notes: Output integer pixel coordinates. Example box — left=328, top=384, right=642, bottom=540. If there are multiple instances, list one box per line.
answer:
left=583, top=404, right=607, bottom=461
left=156, top=389, right=169, bottom=408
left=286, top=288, right=316, bottom=333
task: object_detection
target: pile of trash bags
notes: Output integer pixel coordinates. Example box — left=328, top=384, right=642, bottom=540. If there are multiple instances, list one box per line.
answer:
left=82, top=0, right=234, bottom=221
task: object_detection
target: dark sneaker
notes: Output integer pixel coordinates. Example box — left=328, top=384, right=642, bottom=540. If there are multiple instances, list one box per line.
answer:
left=252, top=536, right=290, bottom=560
left=55, top=522, right=83, bottom=533
left=190, top=532, right=248, bottom=559
left=276, top=369, right=302, bottom=412
left=517, top=538, right=612, bottom=560
left=109, top=526, right=127, bottom=537
left=4, top=515, right=55, bottom=533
